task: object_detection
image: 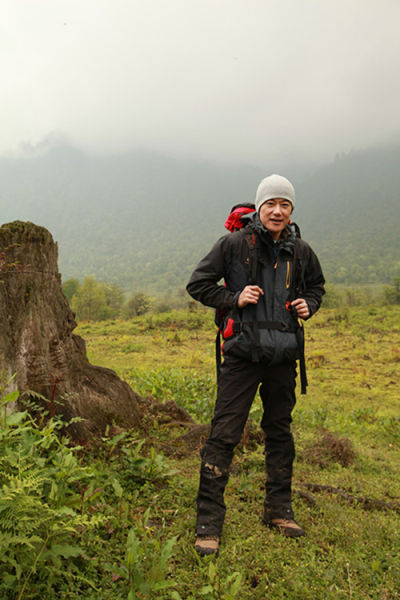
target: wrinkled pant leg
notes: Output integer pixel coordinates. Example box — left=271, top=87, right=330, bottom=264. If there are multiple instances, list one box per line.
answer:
left=196, top=356, right=260, bottom=537
left=195, top=441, right=233, bottom=538
left=260, top=361, right=297, bottom=521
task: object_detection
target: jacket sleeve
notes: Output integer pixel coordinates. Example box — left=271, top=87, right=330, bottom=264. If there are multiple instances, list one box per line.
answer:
left=300, top=243, right=325, bottom=319
left=186, top=236, right=240, bottom=310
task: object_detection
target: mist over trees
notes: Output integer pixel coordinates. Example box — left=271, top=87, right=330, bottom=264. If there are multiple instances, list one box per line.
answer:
left=294, top=144, right=400, bottom=284
left=1, top=142, right=399, bottom=293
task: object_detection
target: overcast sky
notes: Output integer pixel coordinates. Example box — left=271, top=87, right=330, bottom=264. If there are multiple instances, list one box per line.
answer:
left=2, top=0, right=400, bottom=166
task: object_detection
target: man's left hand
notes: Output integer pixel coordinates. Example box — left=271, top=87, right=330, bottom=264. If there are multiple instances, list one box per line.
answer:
left=291, top=298, right=310, bottom=319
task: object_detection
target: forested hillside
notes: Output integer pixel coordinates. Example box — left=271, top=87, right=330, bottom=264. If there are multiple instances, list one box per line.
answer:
left=0, top=143, right=399, bottom=293
left=294, top=145, right=400, bottom=283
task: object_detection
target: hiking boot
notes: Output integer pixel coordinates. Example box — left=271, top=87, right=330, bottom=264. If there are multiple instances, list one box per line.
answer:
left=194, top=535, right=220, bottom=556
left=267, top=518, right=306, bottom=538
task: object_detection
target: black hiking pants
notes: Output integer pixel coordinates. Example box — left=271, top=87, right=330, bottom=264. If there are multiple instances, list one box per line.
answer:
left=196, top=355, right=296, bottom=537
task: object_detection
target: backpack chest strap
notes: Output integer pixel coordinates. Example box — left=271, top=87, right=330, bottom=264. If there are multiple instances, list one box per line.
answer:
left=232, top=320, right=298, bottom=334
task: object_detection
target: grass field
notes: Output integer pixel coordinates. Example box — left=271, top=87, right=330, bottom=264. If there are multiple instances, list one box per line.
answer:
left=1, top=305, right=400, bottom=599
left=75, top=305, right=400, bottom=599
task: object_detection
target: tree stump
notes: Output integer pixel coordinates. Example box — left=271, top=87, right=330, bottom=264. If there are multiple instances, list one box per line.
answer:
left=0, top=221, right=142, bottom=441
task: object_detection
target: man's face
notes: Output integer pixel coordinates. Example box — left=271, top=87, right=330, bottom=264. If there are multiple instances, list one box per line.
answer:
left=259, top=198, right=293, bottom=239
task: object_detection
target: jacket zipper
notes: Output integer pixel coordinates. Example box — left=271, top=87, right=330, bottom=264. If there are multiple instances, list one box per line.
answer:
left=273, top=254, right=278, bottom=319
left=286, top=261, right=290, bottom=288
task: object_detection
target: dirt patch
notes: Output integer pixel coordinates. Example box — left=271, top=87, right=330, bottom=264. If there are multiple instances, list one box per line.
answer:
left=174, top=423, right=211, bottom=454
left=137, top=395, right=195, bottom=426
left=170, top=417, right=265, bottom=456
left=302, top=428, right=355, bottom=468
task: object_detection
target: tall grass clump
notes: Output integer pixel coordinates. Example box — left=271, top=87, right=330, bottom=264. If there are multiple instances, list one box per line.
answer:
left=127, top=367, right=216, bottom=422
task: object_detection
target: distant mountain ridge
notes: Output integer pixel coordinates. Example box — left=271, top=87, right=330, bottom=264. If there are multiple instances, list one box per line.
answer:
left=0, top=143, right=399, bottom=292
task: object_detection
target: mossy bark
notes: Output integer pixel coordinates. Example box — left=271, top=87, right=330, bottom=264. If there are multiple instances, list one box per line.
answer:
left=0, top=221, right=142, bottom=440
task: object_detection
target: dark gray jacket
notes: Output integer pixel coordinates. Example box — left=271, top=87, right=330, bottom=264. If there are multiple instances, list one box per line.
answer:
left=187, top=215, right=325, bottom=366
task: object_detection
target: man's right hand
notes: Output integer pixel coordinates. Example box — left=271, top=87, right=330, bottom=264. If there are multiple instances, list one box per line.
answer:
left=237, top=285, right=264, bottom=308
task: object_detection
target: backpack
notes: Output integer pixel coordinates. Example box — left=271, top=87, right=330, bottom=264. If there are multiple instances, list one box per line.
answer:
left=215, top=203, right=308, bottom=394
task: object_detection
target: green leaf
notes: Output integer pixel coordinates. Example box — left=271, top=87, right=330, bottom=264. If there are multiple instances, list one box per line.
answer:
left=208, top=560, right=216, bottom=583
left=57, top=506, right=77, bottom=516
left=112, top=478, right=123, bottom=498
left=47, top=544, right=83, bottom=558
left=49, top=481, right=58, bottom=501
left=1, top=390, right=19, bottom=406
left=159, top=535, right=178, bottom=566
left=6, top=411, right=27, bottom=426
left=1, top=573, right=18, bottom=586
left=229, top=572, right=243, bottom=596
left=152, top=580, right=175, bottom=591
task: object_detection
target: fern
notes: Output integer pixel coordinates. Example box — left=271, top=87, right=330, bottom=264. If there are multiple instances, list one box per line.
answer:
left=0, top=387, right=105, bottom=599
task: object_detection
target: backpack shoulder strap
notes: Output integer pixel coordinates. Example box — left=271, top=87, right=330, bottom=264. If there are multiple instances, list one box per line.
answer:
left=242, top=228, right=259, bottom=285
left=293, top=237, right=307, bottom=296
left=291, top=236, right=309, bottom=395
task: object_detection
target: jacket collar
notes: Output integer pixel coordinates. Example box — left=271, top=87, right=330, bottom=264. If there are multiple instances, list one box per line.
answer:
left=248, top=213, right=296, bottom=254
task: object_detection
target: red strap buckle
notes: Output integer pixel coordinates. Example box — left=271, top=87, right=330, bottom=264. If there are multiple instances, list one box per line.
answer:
left=223, top=318, right=234, bottom=338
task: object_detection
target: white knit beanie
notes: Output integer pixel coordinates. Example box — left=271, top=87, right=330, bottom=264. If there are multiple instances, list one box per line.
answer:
left=255, top=174, right=295, bottom=212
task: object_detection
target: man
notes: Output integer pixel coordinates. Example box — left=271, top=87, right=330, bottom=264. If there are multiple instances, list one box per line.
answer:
left=186, top=174, right=325, bottom=556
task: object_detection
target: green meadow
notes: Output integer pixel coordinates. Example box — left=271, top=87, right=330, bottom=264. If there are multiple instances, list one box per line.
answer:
left=1, top=305, right=400, bottom=599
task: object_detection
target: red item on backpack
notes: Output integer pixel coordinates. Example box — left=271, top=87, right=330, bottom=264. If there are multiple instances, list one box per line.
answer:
left=224, top=204, right=255, bottom=232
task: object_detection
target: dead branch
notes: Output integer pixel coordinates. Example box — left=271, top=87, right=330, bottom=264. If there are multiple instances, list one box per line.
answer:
left=297, top=483, right=400, bottom=513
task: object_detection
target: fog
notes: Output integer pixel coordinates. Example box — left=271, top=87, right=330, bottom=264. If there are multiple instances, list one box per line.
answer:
left=2, top=0, right=400, bottom=165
